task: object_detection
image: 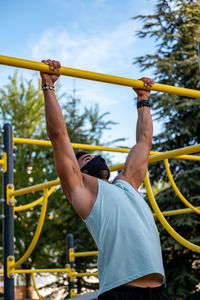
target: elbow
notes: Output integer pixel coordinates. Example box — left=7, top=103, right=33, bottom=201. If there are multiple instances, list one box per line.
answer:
left=47, top=127, right=66, bottom=142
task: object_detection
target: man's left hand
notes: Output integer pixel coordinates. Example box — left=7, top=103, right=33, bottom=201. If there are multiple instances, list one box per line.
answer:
left=133, top=77, right=155, bottom=101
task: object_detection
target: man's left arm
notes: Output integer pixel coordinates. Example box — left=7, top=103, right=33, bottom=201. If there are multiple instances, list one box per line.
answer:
left=116, top=78, right=154, bottom=191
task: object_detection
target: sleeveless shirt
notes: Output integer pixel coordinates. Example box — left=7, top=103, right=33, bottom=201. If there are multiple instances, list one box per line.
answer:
left=84, top=179, right=165, bottom=295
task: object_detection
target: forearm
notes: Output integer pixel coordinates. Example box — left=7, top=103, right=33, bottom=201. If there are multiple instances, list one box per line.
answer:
left=136, top=106, right=153, bottom=148
left=43, top=89, right=68, bottom=141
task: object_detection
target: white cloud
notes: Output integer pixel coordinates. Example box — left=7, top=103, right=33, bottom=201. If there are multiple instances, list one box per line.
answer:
left=30, top=21, right=136, bottom=75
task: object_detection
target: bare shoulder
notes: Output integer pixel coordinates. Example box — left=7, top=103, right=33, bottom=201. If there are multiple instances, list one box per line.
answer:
left=64, top=174, right=98, bottom=220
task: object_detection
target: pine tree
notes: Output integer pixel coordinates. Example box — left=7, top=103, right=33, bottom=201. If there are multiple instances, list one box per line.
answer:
left=134, top=1, right=200, bottom=299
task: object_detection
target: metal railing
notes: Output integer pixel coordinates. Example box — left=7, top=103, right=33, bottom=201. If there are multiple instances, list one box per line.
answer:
left=0, top=53, right=200, bottom=299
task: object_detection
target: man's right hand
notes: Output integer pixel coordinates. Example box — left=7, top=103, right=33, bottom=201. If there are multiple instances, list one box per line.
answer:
left=40, top=59, right=61, bottom=86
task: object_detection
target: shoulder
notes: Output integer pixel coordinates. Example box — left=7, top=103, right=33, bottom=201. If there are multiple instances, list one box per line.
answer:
left=69, top=174, right=99, bottom=219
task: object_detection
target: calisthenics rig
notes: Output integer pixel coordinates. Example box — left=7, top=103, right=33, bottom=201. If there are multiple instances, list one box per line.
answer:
left=0, top=55, right=200, bottom=299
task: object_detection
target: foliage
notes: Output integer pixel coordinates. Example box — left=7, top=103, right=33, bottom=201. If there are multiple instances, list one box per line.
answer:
left=134, top=0, right=200, bottom=298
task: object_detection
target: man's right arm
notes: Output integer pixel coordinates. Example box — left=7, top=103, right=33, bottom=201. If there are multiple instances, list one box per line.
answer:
left=41, top=60, right=97, bottom=219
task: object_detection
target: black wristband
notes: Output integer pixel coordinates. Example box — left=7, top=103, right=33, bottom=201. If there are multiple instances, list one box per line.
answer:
left=42, top=84, right=55, bottom=91
left=137, top=100, right=150, bottom=109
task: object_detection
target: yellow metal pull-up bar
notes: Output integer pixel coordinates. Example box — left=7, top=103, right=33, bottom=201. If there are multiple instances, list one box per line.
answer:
left=0, top=54, right=200, bottom=98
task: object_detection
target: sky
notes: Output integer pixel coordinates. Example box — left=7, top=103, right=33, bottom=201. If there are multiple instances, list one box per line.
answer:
left=0, top=0, right=158, bottom=166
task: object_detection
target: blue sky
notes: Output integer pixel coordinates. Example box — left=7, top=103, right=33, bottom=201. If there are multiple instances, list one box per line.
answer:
left=1, top=0, right=158, bottom=165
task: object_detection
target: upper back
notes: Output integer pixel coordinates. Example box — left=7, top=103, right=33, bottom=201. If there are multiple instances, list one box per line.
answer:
left=84, top=179, right=165, bottom=294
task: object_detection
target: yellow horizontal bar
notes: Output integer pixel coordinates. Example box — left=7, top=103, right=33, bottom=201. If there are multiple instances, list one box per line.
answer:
left=12, top=178, right=60, bottom=197
left=149, top=144, right=200, bottom=163
left=15, top=269, right=98, bottom=277
left=14, top=138, right=200, bottom=162
left=15, top=268, right=69, bottom=274
left=150, top=151, right=200, bottom=162
left=11, top=144, right=200, bottom=198
left=14, top=137, right=130, bottom=153
left=153, top=206, right=200, bottom=217
left=14, top=137, right=52, bottom=146
left=1, top=55, right=200, bottom=98
left=72, top=143, right=129, bottom=153
left=74, top=251, right=98, bottom=257
left=111, top=144, right=200, bottom=171
left=75, top=272, right=98, bottom=278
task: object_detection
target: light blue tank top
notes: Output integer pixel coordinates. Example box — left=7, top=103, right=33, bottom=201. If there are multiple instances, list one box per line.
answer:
left=84, top=179, right=165, bottom=295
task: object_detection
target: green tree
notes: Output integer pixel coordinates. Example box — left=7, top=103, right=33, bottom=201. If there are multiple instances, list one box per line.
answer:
left=133, top=1, right=200, bottom=299
left=0, top=72, right=122, bottom=298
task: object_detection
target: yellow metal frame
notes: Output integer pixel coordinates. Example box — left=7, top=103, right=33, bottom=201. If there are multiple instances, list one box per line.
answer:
left=0, top=152, right=7, bottom=173
left=164, top=159, right=200, bottom=214
left=13, top=137, right=200, bottom=162
left=74, top=251, right=98, bottom=258
left=6, top=184, right=15, bottom=206
left=69, top=248, right=98, bottom=262
left=13, top=188, right=48, bottom=268
left=2, top=53, right=200, bottom=297
left=31, top=272, right=43, bottom=300
left=1, top=55, right=200, bottom=98
left=7, top=256, right=15, bottom=279
left=144, top=171, right=200, bottom=253
left=153, top=206, right=200, bottom=218
left=11, top=178, right=60, bottom=198
left=14, top=184, right=58, bottom=212
left=110, top=144, right=200, bottom=172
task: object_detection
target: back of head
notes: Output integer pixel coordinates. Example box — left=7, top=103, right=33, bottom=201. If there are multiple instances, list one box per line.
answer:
left=76, top=151, right=88, bottom=160
left=76, top=152, right=110, bottom=180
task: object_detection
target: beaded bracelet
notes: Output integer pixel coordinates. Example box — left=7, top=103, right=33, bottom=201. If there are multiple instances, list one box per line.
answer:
left=137, top=100, right=150, bottom=109
left=42, top=84, right=55, bottom=90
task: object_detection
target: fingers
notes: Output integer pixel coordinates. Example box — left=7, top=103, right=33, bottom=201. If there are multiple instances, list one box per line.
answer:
left=139, top=77, right=155, bottom=88
left=41, top=59, right=61, bottom=72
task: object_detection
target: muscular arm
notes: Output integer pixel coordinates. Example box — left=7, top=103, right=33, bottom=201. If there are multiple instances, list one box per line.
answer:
left=43, top=88, right=82, bottom=197
left=116, top=78, right=154, bottom=190
left=122, top=105, right=152, bottom=189
left=41, top=60, right=97, bottom=219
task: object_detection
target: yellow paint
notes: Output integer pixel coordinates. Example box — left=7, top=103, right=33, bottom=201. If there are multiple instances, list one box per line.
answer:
left=144, top=172, right=200, bottom=253
left=14, top=184, right=58, bottom=212
left=11, top=178, right=60, bottom=198
left=74, top=251, right=98, bottom=258
left=153, top=206, right=200, bottom=218
left=7, top=256, right=15, bottom=278
left=13, top=189, right=48, bottom=268
left=31, top=272, right=43, bottom=300
left=0, top=152, right=7, bottom=173
left=164, top=159, right=200, bottom=214
left=7, top=184, right=15, bottom=206
left=1, top=55, right=200, bottom=98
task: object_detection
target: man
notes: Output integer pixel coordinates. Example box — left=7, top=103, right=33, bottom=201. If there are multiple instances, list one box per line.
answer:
left=40, top=59, right=172, bottom=299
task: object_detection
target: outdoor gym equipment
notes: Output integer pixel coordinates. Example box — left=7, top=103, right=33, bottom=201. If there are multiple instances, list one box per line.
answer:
left=0, top=54, right=200, bottom=98
left=0, top=54, right=200, bottom=299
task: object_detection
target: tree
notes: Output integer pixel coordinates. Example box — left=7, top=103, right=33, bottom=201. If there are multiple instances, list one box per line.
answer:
left=133, top=1, right=200, bottom=299
left=0, top=72, right=122, bottom=298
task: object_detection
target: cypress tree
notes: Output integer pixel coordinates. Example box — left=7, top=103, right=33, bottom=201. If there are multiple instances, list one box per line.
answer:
left=134, top=1, right=200, bottom=299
